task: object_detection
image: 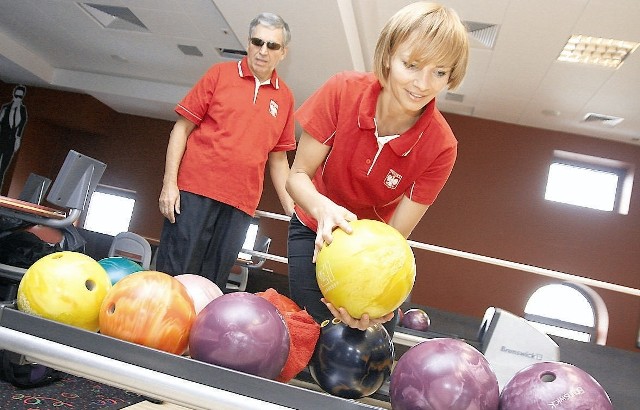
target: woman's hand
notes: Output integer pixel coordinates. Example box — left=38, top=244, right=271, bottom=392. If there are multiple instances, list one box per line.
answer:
left=312, top=201, right=357, bottom=262
left=323, top=298, right=395, bottom=331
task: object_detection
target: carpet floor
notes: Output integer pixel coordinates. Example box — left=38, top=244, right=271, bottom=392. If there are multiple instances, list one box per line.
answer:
left=0, top=371, right=145, bottom=409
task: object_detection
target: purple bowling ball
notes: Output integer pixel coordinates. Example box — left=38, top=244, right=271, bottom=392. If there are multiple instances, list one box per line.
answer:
left=499, top=361, right=612, bottom=409
left=390, top=338, right=500, bottom=410
left=188, top=292, right=290, bottom=380
left=401, top=308, right=431, bottom=331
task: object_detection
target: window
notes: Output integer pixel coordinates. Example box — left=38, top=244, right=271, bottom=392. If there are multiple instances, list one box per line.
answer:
left=544, top=150, right=634, bottom=214
left=82, top=185, right=136, bottom=236
left=524, top=282, right=609, bottom=344
left=238, top=217, right=260, bottom=261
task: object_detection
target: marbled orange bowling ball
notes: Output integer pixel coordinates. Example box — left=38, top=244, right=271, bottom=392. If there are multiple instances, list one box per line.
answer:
left=99, top=271, right=195, bottom=355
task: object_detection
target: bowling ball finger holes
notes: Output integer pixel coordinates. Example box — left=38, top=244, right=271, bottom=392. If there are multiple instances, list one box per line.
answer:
left=540, top=372, right=556, bottom=383
left=105, top=303, right=116, bottom=314
left=321, top=318, right=341, bottom=327
left=85, top=279, right=96, bottom=291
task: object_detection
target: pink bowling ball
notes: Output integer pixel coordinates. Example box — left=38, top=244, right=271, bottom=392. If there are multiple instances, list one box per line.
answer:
left=175, top=274, right=223, bottom=314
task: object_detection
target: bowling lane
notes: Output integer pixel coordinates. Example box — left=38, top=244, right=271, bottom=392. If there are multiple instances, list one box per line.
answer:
left=0, top=307, right=385, bottom=410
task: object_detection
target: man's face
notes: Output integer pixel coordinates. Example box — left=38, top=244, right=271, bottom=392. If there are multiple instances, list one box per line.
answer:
left=246, top=24, right=287, bottom=82
left=13, top=90, right=24, bottom=101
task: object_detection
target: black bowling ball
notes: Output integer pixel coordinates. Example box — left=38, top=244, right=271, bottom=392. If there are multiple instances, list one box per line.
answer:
left=309, top=318, right=394, bottom=399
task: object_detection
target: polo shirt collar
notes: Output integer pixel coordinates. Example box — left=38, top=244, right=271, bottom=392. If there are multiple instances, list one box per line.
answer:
left=237, top=57, right=280, bottom=89
left=357, top=80, right=436, bottom=157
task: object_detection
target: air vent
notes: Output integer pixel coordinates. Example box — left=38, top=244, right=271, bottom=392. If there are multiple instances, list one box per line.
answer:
left=79, top=3, right=148, bottom=32
left=445, top=92, right=464, bottom=103
left=178, top=45, right=203, bottom=57
left=582, top=113, right=624, bottom=127
left=465, top=21, right=499, bottom=49
left=216, top=48, right=247, bottom=60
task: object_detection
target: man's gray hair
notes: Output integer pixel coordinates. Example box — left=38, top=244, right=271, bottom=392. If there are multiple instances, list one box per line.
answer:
left=249, top=12, right=291, bottom=46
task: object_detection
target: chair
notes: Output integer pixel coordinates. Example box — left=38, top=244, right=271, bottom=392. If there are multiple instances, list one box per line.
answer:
left=108, top=231, right=152, bottom=270
left=226, top=234, right=271, bottom=292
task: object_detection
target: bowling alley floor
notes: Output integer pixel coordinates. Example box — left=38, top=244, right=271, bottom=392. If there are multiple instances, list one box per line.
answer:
left=0, top=371, right=393, bottom=410
left=124, top=402, right=189, bottom=409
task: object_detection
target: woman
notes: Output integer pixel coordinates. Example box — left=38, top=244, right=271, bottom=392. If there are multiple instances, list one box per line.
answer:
left=286, top=2, right=469, bottom=332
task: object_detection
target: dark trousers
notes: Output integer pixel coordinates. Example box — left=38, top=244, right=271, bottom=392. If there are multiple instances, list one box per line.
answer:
left=287, top=214, right=397, bottom=337
left=156, top=191, right=252, bottom=291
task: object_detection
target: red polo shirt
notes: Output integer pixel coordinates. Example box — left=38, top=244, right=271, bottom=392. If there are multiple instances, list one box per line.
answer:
left=294, top=71, right=457, bottom=231
left=175, top=57, right=296, bottom=215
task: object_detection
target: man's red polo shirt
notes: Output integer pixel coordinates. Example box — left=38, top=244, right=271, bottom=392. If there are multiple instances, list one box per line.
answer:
left=175, top=57, right=296, bottom=215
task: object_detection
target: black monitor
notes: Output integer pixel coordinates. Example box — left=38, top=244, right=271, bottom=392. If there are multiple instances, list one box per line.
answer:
left=46, top=150, right=106, bottom=211
left=18, top=173, right=51, bottom=204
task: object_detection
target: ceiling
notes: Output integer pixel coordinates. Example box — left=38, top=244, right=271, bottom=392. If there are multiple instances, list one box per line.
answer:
left=1, top=0, right=639, bottom=146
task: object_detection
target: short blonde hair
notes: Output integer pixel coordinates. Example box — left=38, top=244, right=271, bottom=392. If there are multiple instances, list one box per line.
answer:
left=373, top=2, right=469, bottom=90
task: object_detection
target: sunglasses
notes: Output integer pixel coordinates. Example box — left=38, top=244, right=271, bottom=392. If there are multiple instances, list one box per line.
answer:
left=250, top=37, right=283, bottom=51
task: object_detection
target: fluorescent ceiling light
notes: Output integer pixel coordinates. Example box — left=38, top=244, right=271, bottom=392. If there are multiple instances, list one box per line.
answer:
left=558, top=35, right=638, bottom=69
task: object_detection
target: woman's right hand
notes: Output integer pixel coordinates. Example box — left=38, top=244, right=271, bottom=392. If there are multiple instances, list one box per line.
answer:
left=312, top=200, right=357, bottom=261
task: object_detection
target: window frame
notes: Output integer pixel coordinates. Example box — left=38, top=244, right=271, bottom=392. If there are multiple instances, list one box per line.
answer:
left=545, top=150, right=634, bottom=215
left=524, top=281, right=609, bottom=345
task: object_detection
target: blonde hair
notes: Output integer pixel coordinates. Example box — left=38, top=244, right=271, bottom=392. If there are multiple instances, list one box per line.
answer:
left=373, top=2, right=469, bottom=90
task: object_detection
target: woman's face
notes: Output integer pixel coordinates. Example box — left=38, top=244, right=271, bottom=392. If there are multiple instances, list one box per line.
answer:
left=385, top=42, right=451, bottom=116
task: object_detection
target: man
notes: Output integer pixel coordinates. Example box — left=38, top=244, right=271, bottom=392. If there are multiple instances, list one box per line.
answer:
left=0, top=85, right=28, bottom=189
left=157, top=13, right=295, bottom=291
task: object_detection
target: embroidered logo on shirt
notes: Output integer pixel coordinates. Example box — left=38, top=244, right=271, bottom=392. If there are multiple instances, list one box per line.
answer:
left=384, top=169, right=402, bottom=189
left=269, top=100, right=279, bottom=117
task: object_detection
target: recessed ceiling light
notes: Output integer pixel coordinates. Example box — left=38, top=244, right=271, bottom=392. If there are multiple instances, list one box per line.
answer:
left=558, top=35, right=638, bottom=69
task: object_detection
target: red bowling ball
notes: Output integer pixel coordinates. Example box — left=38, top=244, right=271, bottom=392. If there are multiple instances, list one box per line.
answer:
left=499, top=361, right=612, bottom=409
left=188, top=292, right=290, bottom=380
left=309, top=318, right=394, bottom=399
left=401, top=308, right=430, bottom=331
left=390, top=338, right=500, bottom=410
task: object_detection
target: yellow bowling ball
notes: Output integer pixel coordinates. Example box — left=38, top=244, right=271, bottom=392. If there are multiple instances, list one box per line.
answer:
left=17, top=251, right=112, bottom=331
left=316, top=219, right=415, bottom=319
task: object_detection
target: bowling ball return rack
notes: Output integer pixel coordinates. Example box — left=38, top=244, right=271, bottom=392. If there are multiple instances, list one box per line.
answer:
left=0, top=305, right=393, bottom=410
left=0, top=302, right=462, bottom=409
